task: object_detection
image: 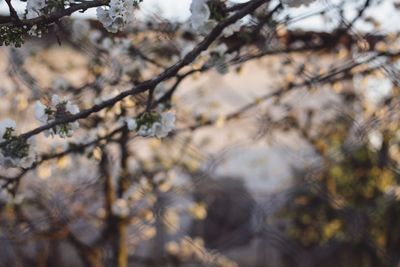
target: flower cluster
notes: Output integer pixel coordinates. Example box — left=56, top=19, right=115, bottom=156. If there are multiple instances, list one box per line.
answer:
left=190, top=0, right=211, bottom=32
left=222, top=20, right=242, bottom=37
left=0, top=119, right=35, bottom=168
left=281, top=0, right=317, bottom=8
left=96, top=0, right=140, bottom=33
left=25, top=0, right=46, bottom=37
left=26, top=0, right=46, bottom=19
left=125, top=111, right=176, bottom=138
left=189, top=0, right=241, bottom=37
left=35, top=95, right=80, bottom=138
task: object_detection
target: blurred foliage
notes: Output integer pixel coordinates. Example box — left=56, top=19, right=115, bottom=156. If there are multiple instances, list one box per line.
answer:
left=278, top=116, right=400, bottom=266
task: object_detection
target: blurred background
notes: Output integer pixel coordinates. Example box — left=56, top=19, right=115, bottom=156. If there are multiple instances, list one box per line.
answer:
left=0, top=0, right=400, bottom=266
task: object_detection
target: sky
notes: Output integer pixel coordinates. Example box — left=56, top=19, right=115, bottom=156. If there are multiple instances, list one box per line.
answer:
left=0, top=0, right=399, bottom=32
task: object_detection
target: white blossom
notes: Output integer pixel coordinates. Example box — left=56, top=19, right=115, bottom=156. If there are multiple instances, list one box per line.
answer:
left=26, top=0, right=46, bottom=19
left=128, top=111, right=176, bottom=138
left=137, top=124, right=150, bottom=136
left=125, top=118, right=137, bottom=131
left=35, top=95, right=80, bottom=138
left=96, top=0, right=137, bottom=33
left=51, top=94, right=60, bottom=106
left=66, top=102, right=80, bottom=115
left=97, top=8, right=113, bottom=29
left=0, top=119, right=35, bottom=168
left=28, top=25, right=42, bottom=37
left=190, top=0, right=211, bottom=31
left=222, top=20, right=242, bottom=37
left=8, top=141, right=36, bottom=169
left=151, top=122, right=164, bottom=138
left=160, top=112, right=176, bottom=133
left=34, top=101, right=48, bottom=124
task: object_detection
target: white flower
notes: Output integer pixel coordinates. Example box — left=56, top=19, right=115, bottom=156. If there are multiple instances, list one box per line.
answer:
left=14, top=139, right=36, bottom=168
left=96, top=0, right=137, bottom=33
left=137, top=125, right=149, bottom=136
left=0, top=120, right=35, bottom=168
left=109, top=0, right=124, bottom=18
left=161, top=112, right=176, bottom=133
left=34, top=101, right=48, bottom=123
left=26, top=0, right=46, bottom=19
left=66, top=102, right=80, bottom=115
left=190, top=0, right=210, bottom=31
left=125, top=118, right=137, bottom=131
left=281, top=0, right=317, bottom=8
left=35, top=95, right=80, bottom=138
left=28, top=25, right=42, bottom=37
left=151, top=122, right=165, bottom=138
left=96, top=8, right=113, bottom=27
left=51, top=94, right=60, bottom=106
left=222, top=20, right=242, bottom=37
left=133, top=111, right=176, bottom=138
